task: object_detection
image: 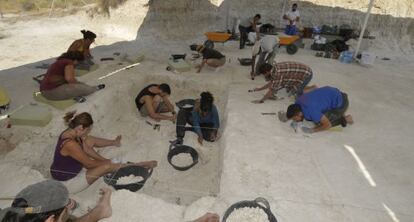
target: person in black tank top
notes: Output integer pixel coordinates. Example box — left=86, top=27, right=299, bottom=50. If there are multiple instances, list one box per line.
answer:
left=135, top=83, right=177, bottom=122
left=190, top=44, right=226, bottom=73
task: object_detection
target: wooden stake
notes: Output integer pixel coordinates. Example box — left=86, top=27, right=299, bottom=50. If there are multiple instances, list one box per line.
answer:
left=49, top=0, right=56, bottom=17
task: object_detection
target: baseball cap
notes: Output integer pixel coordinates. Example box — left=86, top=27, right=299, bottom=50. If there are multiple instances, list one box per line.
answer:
left=0, top=180, right=69, bottom=220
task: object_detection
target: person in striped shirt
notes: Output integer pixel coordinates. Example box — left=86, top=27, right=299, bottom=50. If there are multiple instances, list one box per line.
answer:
left=250, top=62, right=316, bottom=103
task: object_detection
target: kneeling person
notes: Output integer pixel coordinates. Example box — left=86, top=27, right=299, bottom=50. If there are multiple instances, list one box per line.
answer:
left=190, top=44, right=226, bottom=73
left=286, top=86, right=353, bottom=133
left=135, top=83, right=176, bottom=122
left=175, top=92, right=220, bottom=145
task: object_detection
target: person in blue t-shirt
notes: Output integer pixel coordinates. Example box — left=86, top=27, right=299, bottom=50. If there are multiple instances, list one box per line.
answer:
left=286, top=86, right=353, bottom=133
left=174, top=92, right=220, bottom=145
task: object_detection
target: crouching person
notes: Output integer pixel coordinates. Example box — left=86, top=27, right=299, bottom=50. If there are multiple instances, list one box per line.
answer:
left=135, top=83, right=176, bottom=122
left=286, top=86, right=353, bottom=133
left=174, top=92, right=220, bottom=145
left=250, top=62, right=316, bottom=103
left=190, top=44, right=226, bottom=73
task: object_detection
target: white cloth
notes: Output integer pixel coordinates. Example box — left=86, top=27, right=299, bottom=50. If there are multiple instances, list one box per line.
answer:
left=252, top=35, right=279, bottom=56
left=248, top=32, right=257, bottom=44
left=285, top=10, right=300, bottom=25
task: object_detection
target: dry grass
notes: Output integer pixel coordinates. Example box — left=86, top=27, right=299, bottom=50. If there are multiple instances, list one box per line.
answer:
left=97, top=0, right=127, bottom=15
left=0, top=0, right=129, bottom=17
left=0, top=0, right=96, bottom=14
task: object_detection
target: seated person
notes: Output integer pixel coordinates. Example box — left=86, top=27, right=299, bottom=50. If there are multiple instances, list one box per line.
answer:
left=67, top=30, right=96, bottom=70
left=0, top=180, right=112, bottom=222
left=135, top=83, right=176, bottom=122
left=190, top=44, right=226, bottom=73
left=250, top=62, right=316, bottom=103
left=50, top=111, right=157, bottom=193
left=250, top=35, right=279, bottom=79
left=174, top=92, right=220, bottom=145
left=286, top=86, right=354, bottom=133
left=40, top=51, right=105, bottom=102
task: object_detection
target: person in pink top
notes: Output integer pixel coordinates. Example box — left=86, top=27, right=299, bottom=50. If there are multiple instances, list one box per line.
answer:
left=39, top=51, right=105, bottom=102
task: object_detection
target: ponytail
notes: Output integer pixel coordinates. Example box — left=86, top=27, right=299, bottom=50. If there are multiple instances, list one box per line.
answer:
left=200, top=91, right=214, bottom=112
left=63, top=111, right=93, bottom=129
left=81, top=30, right=97, bottom=40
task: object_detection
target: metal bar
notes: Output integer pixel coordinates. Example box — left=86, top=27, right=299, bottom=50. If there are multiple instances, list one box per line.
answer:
left=354, top=0, right=375, bottom=59
left=49, top=0, right=56, bottom=17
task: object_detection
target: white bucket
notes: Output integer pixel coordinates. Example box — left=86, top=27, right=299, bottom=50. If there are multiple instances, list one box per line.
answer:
left=361, top=51, right=375, bottom=65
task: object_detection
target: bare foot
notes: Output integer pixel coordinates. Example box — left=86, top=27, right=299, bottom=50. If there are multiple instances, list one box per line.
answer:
left=66, top=198, right=77, bottom=211
left=95, top=188, right=112, bottom=220
left=194, top=213, right=220, bottom=222
left=345, top=115, right=354, bottom=125
left=138, top=160, right=158, bottom=168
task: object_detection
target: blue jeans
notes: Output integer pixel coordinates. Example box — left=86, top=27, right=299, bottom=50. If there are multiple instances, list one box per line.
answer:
left=324, top=93, right=349, bottom=127
left=285, top=25, right=297, bottom=35
left=296, top=74, right=313, bottom=97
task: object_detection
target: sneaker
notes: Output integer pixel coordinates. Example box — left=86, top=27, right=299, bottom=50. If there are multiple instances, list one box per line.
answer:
left=170, top=138, right=183, bottom=145
left=97, top=84, right=106, bottom=90
left=74, top=96, right=86, bottom=103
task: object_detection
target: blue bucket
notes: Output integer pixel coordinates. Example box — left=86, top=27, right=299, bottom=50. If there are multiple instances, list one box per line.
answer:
left=339, top=51, right=354, bottom=64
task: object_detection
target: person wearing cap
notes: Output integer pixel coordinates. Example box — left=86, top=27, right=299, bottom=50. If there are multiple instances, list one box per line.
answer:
left=286, top=86, right=354, bottom=133
left=50, top=111, right=157, bottom=194
left=250, top=35, right=279, bottom=79
left=249, top=62, right=316, bottom=103
left=39, top=51, right=105, bottom=103
left=190, top=44, right=226, bottom=73
left=68, top=30, right=96, bottom=70
left=0, top=180, right=113, bottom=222
left=283, top=3, right=300, bottom=35
left=173, top=92, right=220, bottom=145
left=238, top=14, right=261, bottom=49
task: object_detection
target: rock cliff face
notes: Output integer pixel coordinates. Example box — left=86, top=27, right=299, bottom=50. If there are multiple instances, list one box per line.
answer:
left=105, top=0, right=414, bottom=52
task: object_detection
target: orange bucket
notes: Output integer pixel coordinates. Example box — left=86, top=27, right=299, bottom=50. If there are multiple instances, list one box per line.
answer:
left=279, top=35, right=300, bottom=45
left=205, top=32, right=232, bottom=42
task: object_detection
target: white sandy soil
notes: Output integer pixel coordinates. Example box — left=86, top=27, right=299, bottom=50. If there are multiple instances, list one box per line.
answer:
left=1, top=1, right=414, bottom=221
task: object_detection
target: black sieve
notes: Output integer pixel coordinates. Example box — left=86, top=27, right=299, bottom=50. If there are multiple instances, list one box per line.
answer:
left=167, top=144, right=199, bottom=171
left=104, top=165, right=153, bottom=192
left=222, top=197, right=278, bottom=222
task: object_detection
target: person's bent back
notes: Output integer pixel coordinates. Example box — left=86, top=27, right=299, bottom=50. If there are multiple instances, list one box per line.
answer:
left=190, top=44, right=226, bottom=73
left=286, top=86, right=353, bottom=133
